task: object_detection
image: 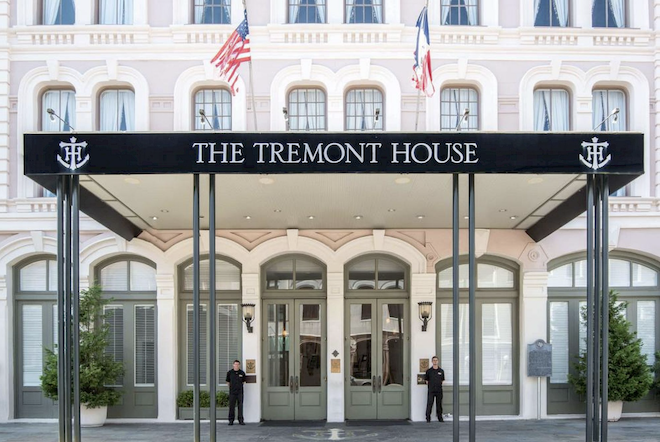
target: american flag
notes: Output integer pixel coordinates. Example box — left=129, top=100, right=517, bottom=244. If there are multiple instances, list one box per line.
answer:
left=412, top=7, right=435, bottom=97
left=210, top=10, right=251, bottom=95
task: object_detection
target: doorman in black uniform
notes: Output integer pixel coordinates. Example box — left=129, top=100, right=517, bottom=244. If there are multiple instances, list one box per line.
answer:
left=226, top=360, right=246, bottom=425
left=425, top=356, right=445, bottom=422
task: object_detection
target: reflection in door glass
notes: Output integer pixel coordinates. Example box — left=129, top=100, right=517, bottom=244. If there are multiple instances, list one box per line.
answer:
left=382, top=304, right=404, bottom=386
left=349, top=304, right=372, bottom=386
left=299, top=304, right=321, bottom=387
left=267, top=304, right=289, bottom=387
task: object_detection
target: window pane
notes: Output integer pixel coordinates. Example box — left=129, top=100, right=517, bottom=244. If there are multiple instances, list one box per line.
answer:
left=592, top=90, right=626, bottom=131
left=349, top=303, right=372, bottom=385
left=99, top=0, right=134, bottom=24
left=438, top=264, right=469, bottom=288
left=135, top=305, right=156, bottom=386
left=482, top=303, right=512, bottom=385
left=20, top=261, right=48, bottom=291
left=288, top=88, right=326, bottom=131
left=130, top=262, right=157, bottom=291
left=300, top=304, right=322, bottom=387
left=348, top=259, right=376, bottom=290
left=441, top=0, right=478, bottom=26
left=266, top=303, right=289, bottom=387
left=478, top=264, right=514, bottom=288
left=609, top=259, right=630, bottom=287
left=574, top=260, right=587, bottom=287
left=194, top=0, right=231, bottom=24
left=382, top=303, right=404, bottom=386
left=345, top=88, right=384, bottom=131
left=346, top=0, right=383, bottom=24
left=534, top=0, right=568, bottom=27
left=533, top=89, right=569, bottom=131
left=440, top=87, right=479, bottom=131
left=22, top=305, right=43, bottom=386
left=101, top=261, right=129, bottom=291
left=100, top=90, right=135, bottom=131
left=295, top=259, right=323, bottom=290
left=42, top=90, right=76, bottom=132
left=194, top=89, right=232, bottom=131
left=377, top=259, right=405, bottom=290
left=549, top=302, right=569, bottom=383
left=265, top=259, right=294, bottom=289
left=291, top=0, right=326, bottom=23
left=218, top=304, right=239, bottom=379
left=637, top=301, right=656, bottom=365
left=592, top=0, right=624, bottom=28
left=440, top=303, right=469, bottom=385
left=579, top=301, right=587, bottom=355
left=44, top=0, right=75, bottom=25
left=187, top=304, right=208, bottom=385
left=184, top=259, right=241, bottom=291
left=548, top=263, right=572, bottom=287
left=104, top=305, right=124, bottom=386
left=632, top=263, right=657, bottom=287
left=48, top=260, right=57, bottom=292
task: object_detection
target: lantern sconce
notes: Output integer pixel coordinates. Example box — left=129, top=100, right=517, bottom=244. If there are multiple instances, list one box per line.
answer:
left=242, top=303, right=255, bottom=333
left=418, top=301, right=433, bottom=332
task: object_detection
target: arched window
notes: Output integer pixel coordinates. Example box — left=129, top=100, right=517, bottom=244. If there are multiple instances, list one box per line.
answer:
left=193, top=88, right=232, bottom=131
left=347, top=256, right=406, bottom=290
left=345, top=87, right=384, bottom=131
left=100, top=89, right=135, bottom=131
left=287, top=88, right=327, bottom=131
left=42, top=89, right=76, bottom=132
left=592, top=89, right=626, bottom=132
left=264, top=256, right=324, bottom=290
left=547, top=254, right=660, bottom=415
left=436, top=257, right=519, bottom=415
left=533, top=88, right=569, bottom=131
left=440, top=87, right=479, bottom=131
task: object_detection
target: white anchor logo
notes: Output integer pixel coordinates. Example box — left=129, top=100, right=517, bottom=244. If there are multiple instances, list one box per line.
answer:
left=57, top=137, right=89, bottom=171
left=579, top=137, right=611, bottom=171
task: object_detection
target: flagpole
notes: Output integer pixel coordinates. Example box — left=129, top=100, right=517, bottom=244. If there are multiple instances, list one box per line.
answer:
left=243, top=0, right=258, bottom=130
left=414, top=0, right=429, bottom=131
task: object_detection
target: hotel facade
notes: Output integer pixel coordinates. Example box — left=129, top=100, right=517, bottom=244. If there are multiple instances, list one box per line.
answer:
left=1, top=0, right=659, bottom=423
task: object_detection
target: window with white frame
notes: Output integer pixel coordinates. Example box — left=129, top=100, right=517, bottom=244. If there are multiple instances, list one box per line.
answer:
left=194, top=89, right=232, bottom=131
left=592, top=0, right=625, bottom=28
left=289, top=0, right=327, bottom=24
left=43, top=0, right=75, bottom=25
left=534, top=0, right=569, bottom=27
left=194, top=0, right=231, bottom=24
left=42, top=90, right=76, bottom=132
left=441, top=0, right=478, bottom=26
left=100, top=89, right=135, bottom=131
left=288, top=88, right=327, bottom=131
left=592, top=89, right=626, bottom=132
left=99, top=0, right=133, bottom=24
left=346, top=0, right=383, bottom=24
left=440, top=87, right=479, bottom=131
left=345, top=88, right=384, bottom=131
left=533, top=88, right=569, bottom=131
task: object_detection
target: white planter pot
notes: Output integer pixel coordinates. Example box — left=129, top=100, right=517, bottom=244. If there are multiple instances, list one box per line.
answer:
left=607, top=400, right=624, bottom=422
left=81, top=404, right=108, bottom=427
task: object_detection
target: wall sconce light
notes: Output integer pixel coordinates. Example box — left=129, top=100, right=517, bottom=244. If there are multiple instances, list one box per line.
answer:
left=418, top=301, right=433, bottom=332
left=242, top=303, right=255, bottom=333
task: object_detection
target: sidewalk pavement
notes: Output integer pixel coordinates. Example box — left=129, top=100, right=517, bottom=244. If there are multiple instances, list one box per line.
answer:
left=2, top=418, right=660, bottom=442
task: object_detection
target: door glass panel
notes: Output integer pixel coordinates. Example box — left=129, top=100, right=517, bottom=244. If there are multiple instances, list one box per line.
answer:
left=295, top=260, right=323, bottom=290
left=266, top=260, right=294, bottom=289
left=382, top=303, right=404, bottom=386
left=299, top=304, right=321, bottom=387
left=481, top=303, right=512, bottom=385
left=549, top=301, right=569, bottom=383
left=348, top=260, right=376, bottom=290
left=440, top=303, right=470, bottom=385
left=378, top=259, right=405, bottom=290
left=349, top=304, right=372, bottom=386
left=267, top=304, right=290, bottom=387
left=22, top=305, right=43, bottom=386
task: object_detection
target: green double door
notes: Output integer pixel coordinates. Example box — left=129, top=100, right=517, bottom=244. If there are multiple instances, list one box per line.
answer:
left=262, top=299, right=326, bottom=420
left=345, top=299, right=409, bottom=420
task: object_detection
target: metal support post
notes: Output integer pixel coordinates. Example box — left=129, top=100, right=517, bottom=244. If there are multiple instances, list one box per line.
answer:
left=452, top=173, right=459, bottom=442
left=601, top=177, right=610, bottom=440
left=468, top=174, right=476, bottom=442
left=586, top=176, right=594, bottom=442
left=193, top=174, right=201, bottom=442
left=210, top=174, right=217, bottom=441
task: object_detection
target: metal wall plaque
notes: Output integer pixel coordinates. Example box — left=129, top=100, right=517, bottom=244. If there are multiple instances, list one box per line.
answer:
left=419, top=358, right=429, bottom=373
left=417, top=374, right=427, bottom=385
left=331, top=359, right=341, bottom=374
left=245, top=359, right=256, bottom=374
left=527, top=339, right=552, bottom=377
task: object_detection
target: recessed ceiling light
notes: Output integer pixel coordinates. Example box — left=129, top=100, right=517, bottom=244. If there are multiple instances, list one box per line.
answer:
left=160, top=209, right=169, bottom=213
left=308, top=215, right=315, bottom=220
left=273, top=209, right=282, bottom=213
left=354, top=215, right=363, bottom=220
left=124, top=177, right=140, bottom=185
left=498, top=209, right=507, bottom=213
left=244, top=215, right=251, bottom=220
left=528, top=176, right=544, bottom=184
left=388, top=208, right=396, bottom=212
left=151, top=216, right=158, bottom=221
left=510, top=215, right=518, bottom=220
left=416, top=215, right=425, bottom=219
left=395, top=177, right=411, bottom=185
left=259, top=177, right=275, bottom=185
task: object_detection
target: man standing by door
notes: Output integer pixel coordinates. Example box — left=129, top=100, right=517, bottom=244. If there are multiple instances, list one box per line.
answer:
left=226, top=360, right=246, bottom=425
left=425, top=356, right=445, bottom=422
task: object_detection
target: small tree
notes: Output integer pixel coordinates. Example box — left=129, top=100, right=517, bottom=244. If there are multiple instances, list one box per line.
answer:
left=568, top=291, right=653, bottom=402
left=41, top=285, right=124, bottom=408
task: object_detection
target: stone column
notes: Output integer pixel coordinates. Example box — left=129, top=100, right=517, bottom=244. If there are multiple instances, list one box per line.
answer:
left=241, top=273, right=260, bottom=423
left=0, top=275, right=10, bottom=422
left=410, top=273, right=436, bottom=422
left=156, top=274, right=177, bottom=421
left=326, top=272, right=344, bottom=422
left=0, top=0, right=9, bottom=207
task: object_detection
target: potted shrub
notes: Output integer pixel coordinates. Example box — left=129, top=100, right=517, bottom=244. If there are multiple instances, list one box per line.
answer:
left=40, top=285, right=124, bottom=427
left=177, top=390, right=230, bottom=420
left=568, top=291, right=654, bottom=421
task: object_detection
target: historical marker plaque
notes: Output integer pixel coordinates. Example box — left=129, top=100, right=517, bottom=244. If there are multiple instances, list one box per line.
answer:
left=527, top=339, right=552, bottom=377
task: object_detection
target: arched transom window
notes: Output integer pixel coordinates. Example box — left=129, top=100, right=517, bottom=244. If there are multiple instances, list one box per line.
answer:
left=347, top=257, right=406, bottom=290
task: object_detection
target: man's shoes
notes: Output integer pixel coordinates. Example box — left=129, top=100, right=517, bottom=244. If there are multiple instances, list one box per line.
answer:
left=239, top=421, right=245, bottom=426
left=439, top=416, right=444, bottom=422
left=228, top=422, right=233, bottom=426
left=426, top=417, right=431, bottom=423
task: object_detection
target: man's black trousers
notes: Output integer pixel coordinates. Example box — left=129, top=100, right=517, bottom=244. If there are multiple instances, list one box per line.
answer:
left=228, top=392, right=244, bottom=423
left=426, top=390, right=443, bottom=420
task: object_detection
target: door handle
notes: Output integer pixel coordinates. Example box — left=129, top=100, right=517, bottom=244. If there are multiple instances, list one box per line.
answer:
left=372, top=376, right=376, bottom=393
left=295, top=376, right=299, bottom=394
left=377, top=375, right=382, bottom=393
left=289, top=376, right=294, bottom=394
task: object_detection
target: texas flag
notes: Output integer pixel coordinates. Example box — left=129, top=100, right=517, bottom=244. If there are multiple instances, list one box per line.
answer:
left=412, top=7, right=435, bottom=97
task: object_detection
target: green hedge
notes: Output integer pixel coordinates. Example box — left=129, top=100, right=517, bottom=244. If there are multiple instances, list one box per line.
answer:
left=176, top=390, right=229, bottom=408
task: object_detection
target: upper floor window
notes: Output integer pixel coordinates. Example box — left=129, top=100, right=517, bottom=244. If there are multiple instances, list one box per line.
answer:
left=592, top=0, right=625, bottom=28
left=533, top=88, right=569, bottom=131
left=442, top=0, right=478, bottom=26
left=440, top=87, right=479, bottom=131
left=194, top=0, right=231, bottom=24
left=99, top=0, right=133, bottom=25
left=44, top=0, right=75, bottom=25
left=534, top=0, right=569, bottom=27
left=100, top=89, right=135, bottom=131
left=289, top=0, right=326, bottom=24
left=42, top=90, right=76, bottom=132
left=593, top=89, right=626, bottom=131
left=345, top=88, right=383, bottom=131
left=346, top=0, right=383, bottom=24
left=288, top=88, right=327, bottom=131
left=194, top=89, right=232, bottom=130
